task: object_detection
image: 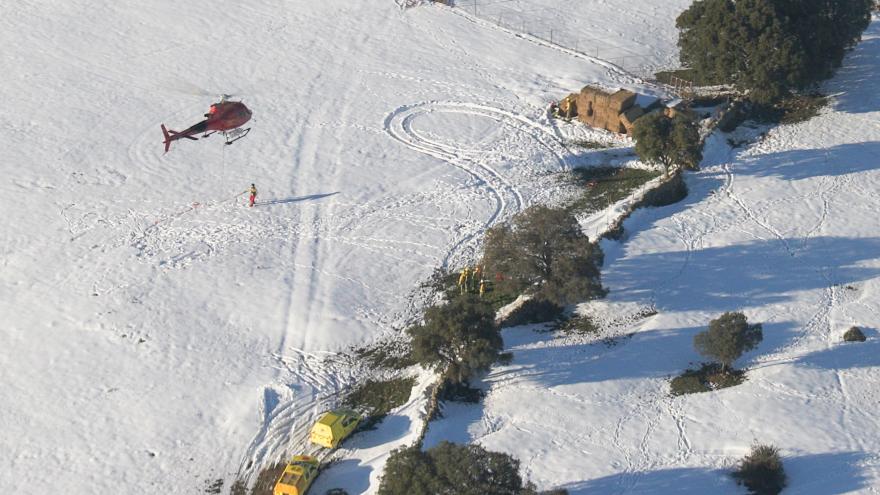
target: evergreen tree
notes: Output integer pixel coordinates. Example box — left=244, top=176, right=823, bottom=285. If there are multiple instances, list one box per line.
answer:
left=632, top=113, right=702, bottom=175
left=693, top=312, right=763, bottom=373
left=379, top=442, right=531, bottom=495
left=677, top=0, right=872, bottom=103
left=481, top=206, right=603, bottom=306
left=408, top=296, right=501, bottom=384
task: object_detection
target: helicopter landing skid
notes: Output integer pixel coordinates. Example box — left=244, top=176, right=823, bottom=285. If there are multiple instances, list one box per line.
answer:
left=224, top=128, right=251, bottom=146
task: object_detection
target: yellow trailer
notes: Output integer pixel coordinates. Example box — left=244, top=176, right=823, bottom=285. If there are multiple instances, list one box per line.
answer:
left=309, top=408, right=361, bottom=449
left=273, top=455, right=319, bottom=495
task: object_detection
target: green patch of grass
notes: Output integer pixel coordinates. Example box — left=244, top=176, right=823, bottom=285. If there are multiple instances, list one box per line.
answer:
left=670, top=363, right=746, bottom=396
left=354, top=341, right=416, bottom=371
left=344, top=377, right=417, bottom=430
left=564, top=167, right=661, bottom=216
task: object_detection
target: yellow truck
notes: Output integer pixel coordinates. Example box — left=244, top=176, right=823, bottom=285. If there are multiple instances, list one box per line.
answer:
left=309, top=408, right=361, bottom=449
left=273, top=455, right=319, bottom=495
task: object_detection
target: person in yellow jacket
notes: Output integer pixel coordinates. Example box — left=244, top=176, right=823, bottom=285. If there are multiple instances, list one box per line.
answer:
left=479, top=278, right=486, bottom=298
left=458, top=267, right=470, bottom=294
left=247, top=183, right=257, bottom=207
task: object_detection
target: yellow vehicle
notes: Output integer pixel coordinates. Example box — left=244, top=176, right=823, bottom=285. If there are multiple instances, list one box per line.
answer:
left=309, top=408, right=361, bottom=449
left=273, top=455, right=319, bottom=495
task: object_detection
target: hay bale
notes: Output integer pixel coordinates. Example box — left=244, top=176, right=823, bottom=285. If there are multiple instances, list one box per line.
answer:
left=620, top=105, right=645, bottom=133
left=574, top=86, right=643, bottom=133
left=608, top=89, right=637, bottom=112
left=577, top=92, right=596, bottom=118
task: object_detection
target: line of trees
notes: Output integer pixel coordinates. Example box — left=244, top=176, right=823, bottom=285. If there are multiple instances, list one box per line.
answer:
left=406, top=205, right=606, bottom=389
left=677, top=0, right=874, bottom=103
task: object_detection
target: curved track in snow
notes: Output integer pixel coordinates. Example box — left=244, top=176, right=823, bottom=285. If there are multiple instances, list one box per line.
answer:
left=384, top=101, right=571, bottom=267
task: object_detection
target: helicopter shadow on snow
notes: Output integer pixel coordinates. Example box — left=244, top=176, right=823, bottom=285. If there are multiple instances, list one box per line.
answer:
left=255, top=191, right=339, bottom=206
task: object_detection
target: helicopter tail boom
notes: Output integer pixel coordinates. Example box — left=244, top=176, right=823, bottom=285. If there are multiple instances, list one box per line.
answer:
left=161, top=124, right=173, bottom=153
left=161, top=124, right=198, bottom=153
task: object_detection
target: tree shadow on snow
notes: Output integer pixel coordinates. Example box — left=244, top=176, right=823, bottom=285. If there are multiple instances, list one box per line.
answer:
left=491, top=325, right=706, bottom=386
left=348, top=414, right=411, bottom=450
left=783, top=451, right=870, bottom=494
left=490, top=319, right=801, bottom=388
left=255, top=191, right=339, bottom=206
left=308, top=458, right=372, bottom=495
left=562, top=466, right=731, bottom=495
left=607, top=236, right=880, bottom=314
left=560, top=451, right=869, bottom=495
left=828, top=27, right=880, bottom=115
left=794, top=332, right=880, bottom=370
left=421, top=382, right=489, bottom=449
left=726, top=141, right=880, bottom=181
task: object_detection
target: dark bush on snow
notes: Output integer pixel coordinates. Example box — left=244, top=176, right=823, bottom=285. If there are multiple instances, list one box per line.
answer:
left=732, top=444, right=787, bottom=495
left=378, top=442, right=529, bottom=495
left=843, top=326, right=867, bottom=342
left=500, top=298, right=564, bottom=328
left=670, top=362, right=745, bottom=396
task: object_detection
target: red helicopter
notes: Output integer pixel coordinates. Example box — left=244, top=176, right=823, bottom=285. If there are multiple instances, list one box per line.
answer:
left=161, top=97, right=252, bottom=153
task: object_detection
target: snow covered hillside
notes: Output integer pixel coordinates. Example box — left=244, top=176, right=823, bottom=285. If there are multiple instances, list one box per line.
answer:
left=0, top=1, right=692, bottom=493
left=427, top=13, right=880, bottom=495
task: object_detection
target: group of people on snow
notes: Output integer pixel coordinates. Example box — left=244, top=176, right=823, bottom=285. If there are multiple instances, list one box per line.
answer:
left=458, top=265, right=488, bottom=298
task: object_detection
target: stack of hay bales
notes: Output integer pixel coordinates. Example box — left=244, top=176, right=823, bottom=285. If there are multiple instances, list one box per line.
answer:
left=575, top=86, right=642, bottom=134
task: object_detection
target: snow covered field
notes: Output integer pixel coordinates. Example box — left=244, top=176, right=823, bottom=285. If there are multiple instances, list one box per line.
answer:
left=449, top=0, right=690, bottom=74
left=0, top=1, right=677, bottom=493
left=427, top=13, right=880, bottom=495
left=4, top=0, right=878, bottom=493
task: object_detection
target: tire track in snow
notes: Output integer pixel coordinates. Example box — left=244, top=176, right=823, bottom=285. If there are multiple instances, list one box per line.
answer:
left=235, top=349, right=360, bottom=484
left=384, top=101, right=570, bottom=267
